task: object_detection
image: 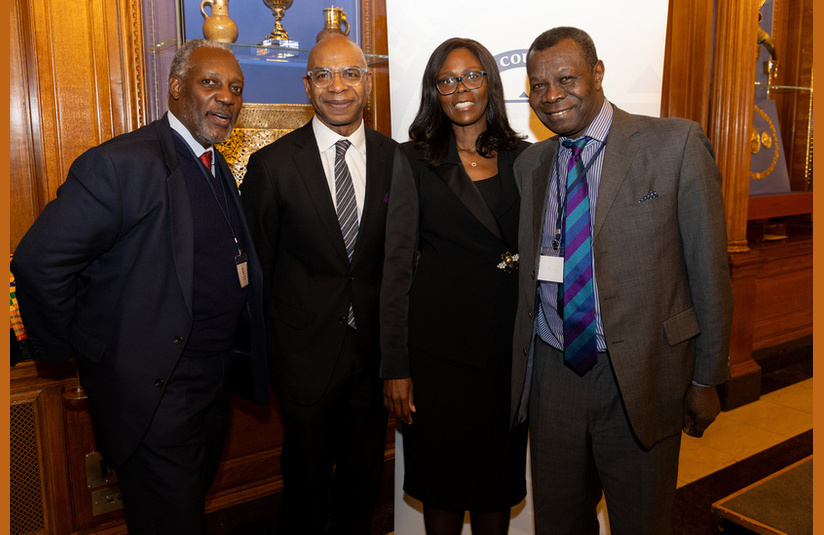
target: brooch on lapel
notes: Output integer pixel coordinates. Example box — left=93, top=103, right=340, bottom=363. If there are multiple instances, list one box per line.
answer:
left=497, top=252, right=519, bottom=273
left=638, top=190, right=658, bottom=203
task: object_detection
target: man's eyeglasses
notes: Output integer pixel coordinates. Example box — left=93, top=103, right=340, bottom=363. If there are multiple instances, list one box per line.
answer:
left=435, top=71, right=486, bottom=95
left=305, top=67, right=369, bottom=88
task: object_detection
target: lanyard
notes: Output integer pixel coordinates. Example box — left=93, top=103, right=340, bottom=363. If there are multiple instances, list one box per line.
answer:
left=551, top=138, right=608, bottom=252
left=198, top=152, right=243, bottom=257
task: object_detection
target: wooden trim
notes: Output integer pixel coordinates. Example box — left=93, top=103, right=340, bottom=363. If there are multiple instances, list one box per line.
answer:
left=360, top=0, right=390, bottom=136
left=660, top=0, right=714, bottom=126
left=115, top=0, right=148, bottom=131
left=747, top=192, right=813, bottom=220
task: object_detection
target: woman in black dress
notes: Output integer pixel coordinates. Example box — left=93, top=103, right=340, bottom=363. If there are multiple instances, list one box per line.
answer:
left=380, top=37, right=530, bottom=534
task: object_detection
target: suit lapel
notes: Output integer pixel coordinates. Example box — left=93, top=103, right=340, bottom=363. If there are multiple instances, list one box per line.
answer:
left=353, top=129, right=389, bottom=267
left=531, top=140, right=556, bottom=255
left=438, top=139, right=504, bottom=242
left=593, top=109, right=639, bottom=239
left=290, top=123, right=352, bottom=264
left=495, top=147, right=521, bottom=246
left=158, top=116, right=195, bottom=317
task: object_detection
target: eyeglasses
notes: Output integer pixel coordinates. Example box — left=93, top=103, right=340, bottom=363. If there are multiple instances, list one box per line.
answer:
left=305, top=67, right=369, bottom=88
left=435, top=71, right=486, bottom=95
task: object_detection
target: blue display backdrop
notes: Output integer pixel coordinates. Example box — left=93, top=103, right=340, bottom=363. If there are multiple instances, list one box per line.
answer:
left=183, top=0, right=361, bottom=103
left=749, top=0, right=790, bottom=196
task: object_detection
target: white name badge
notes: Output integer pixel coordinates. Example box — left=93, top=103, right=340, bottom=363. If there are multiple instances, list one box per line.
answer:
left=538, top=255, right=564, bottom=282
left=235, top=252, right=249, bottom=288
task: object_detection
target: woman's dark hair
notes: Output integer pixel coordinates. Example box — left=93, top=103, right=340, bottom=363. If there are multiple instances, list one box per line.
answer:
left=408, top=37, right=524, bottom=168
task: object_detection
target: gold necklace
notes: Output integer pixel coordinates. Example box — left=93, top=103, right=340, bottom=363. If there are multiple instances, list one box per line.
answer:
left=458, top=147, right=479, bottom=167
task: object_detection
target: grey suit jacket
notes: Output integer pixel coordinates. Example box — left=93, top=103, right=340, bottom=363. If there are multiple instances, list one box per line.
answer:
left=510, top=106, right=733, bottom=448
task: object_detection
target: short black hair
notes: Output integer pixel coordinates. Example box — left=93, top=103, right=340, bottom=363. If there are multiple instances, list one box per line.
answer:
left=528, top=26, right=599, bottom=69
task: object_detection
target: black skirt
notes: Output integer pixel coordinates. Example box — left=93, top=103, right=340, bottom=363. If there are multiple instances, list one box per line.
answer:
left=401, top=345, right=528, bottom=511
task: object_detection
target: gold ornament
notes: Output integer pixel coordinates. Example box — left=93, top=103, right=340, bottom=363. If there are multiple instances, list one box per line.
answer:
left=750, top=105, right=779, bottom=180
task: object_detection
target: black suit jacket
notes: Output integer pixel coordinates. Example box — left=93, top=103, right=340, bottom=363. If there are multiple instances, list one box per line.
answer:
left=380, top=138, right=530, bottom=378
left=241, top=121, right=409, bottom=405
left=11, top=115, right=268, bottom=466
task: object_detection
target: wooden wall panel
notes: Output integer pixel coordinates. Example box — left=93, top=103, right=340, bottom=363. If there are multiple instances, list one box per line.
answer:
left=661, top=0, right=714, bottom=126
left=751, top=240, right=813, bottom=349
left=361, top=0, right=390, bottom=136
left=10, top=0, right=146, bottom=253
left=11, top=0, right=39, bottom=246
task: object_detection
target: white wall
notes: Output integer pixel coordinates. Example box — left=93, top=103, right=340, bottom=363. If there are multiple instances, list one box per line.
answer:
left=387, top=0, right=668, bottom=143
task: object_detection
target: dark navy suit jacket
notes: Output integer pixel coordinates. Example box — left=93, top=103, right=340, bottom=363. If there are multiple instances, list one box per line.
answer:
left=11, top=114, right=268, bottom=467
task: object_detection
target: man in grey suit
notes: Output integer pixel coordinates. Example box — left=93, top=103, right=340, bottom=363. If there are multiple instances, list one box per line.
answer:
left=510, top=27, right=733, bottom=534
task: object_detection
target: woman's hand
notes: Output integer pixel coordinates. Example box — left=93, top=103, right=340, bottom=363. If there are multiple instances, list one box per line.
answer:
left=383, top=378, right=416, bottom=425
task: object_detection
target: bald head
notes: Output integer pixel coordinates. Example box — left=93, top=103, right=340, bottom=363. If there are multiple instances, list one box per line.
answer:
left=308, top=34, right=367, bottom=71
left=303, top=34, right=372, bottom=137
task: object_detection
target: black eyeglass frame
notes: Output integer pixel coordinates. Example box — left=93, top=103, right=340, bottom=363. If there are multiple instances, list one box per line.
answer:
left=435, top=70, right=487, bottom=95
left=305, top=67, right=370, bottom=88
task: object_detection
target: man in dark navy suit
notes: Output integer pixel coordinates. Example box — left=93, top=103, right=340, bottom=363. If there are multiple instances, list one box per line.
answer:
left=11, top=39, right=267, bottom=534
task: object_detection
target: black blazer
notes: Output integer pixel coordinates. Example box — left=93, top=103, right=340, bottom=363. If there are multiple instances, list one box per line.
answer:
left=11, top=115, right=268, bottom=466
left=241, top=121, right=410, bottom=405
left=380, top=137, right=530, bottom=378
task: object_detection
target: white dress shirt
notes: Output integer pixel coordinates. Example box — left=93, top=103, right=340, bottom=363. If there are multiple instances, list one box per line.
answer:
left=311, top=116, right=367, bottom=220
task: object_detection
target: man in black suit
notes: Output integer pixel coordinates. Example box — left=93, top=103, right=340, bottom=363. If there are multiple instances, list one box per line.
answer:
left=242, top=34, right=408, bottom=534
left=11, top=39, right=268, bottom=534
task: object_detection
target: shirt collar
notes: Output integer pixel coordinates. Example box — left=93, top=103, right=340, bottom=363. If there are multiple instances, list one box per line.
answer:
left=560, top=98, right=613, bottom=146
left=167, top=111, right=211, bottom=157
left=312, top=116, right=366, bottom=155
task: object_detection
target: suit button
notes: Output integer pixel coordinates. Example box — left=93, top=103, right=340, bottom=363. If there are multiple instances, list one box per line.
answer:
left=523, top=348, right=528, bottom=356
left=173, top=336, right=183, bottom=345
left=531, top=270, right=535, bottom=279
left=348, top=276, right=355, bottom=281
left=527, top=310, right=533, bottom=318
left=154, top=379, right=164, bottom=388
left=339, top=316, right=347, bottom=324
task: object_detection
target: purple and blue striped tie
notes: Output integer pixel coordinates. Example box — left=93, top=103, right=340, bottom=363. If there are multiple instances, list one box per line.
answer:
left=561, top=137, right=597, bottom=374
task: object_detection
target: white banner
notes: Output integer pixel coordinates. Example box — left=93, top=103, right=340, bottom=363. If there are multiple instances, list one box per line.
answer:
left=385, top=1, right=669, bottom=532
left=387, top=0, right=668, bottom=143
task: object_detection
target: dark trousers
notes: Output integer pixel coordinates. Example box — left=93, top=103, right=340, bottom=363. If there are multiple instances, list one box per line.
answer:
left=278, top=327, right=388, bottom=535
left=115, top=353, right=232, bottom=535
left=529, top=339, right=681, bottom=535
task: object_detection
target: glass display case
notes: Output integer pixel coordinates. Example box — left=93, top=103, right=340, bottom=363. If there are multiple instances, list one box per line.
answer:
left=140, top=0, right=388, bottom=182
left=141, top=0, right=386, bottom=119
left=745, top=0, right=813, bottom=242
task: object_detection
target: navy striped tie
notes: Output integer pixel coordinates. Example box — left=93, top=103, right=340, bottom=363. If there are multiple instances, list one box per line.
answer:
left=334, top=139, right=358, bottom=328
left=561, top=137, right=597, bottom=374
left=335, top=139, right=359, bottom=260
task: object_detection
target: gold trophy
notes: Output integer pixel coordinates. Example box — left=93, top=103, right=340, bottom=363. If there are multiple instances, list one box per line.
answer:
left=261, top=0, right=294, bottom=42
left=258, top=0, right=298, bottom=57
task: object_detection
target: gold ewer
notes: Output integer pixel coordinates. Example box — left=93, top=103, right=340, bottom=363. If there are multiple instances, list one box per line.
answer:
left=200, top=0, right=238, bottom=43
left=316, top=7, right=349, bottom=42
